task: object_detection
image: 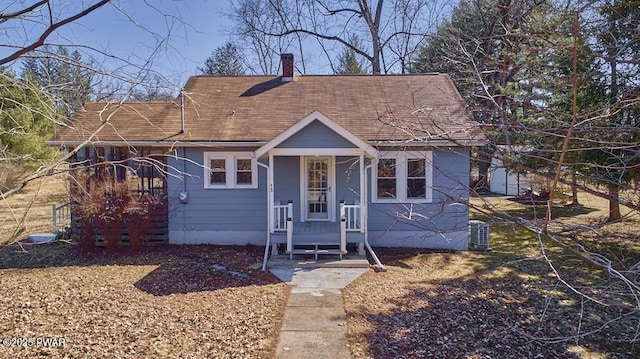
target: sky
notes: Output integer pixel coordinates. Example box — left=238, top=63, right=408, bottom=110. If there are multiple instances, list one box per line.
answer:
left=71, top=0, right=235, bottom=86
left=2, top=0, right=451, bottom=92
left=3, top=0, right=238, bottom=91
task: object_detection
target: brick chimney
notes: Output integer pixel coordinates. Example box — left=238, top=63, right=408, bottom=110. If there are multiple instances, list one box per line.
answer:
left=281, top=53, right=294, bottom=82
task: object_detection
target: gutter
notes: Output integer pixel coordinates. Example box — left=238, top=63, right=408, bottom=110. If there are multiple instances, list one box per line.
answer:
left=368, top=139, right=487, bottom=147
left=46, top=140, right=267, bottom=148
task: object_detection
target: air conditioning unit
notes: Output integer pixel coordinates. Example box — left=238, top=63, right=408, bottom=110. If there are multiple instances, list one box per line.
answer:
left=469, top=220, right=491, bottom=251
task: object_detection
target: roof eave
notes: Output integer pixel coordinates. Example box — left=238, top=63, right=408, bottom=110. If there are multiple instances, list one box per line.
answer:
left=46, top=140, right=268, bottom=148
left=369, top=139, right=488, bottom=147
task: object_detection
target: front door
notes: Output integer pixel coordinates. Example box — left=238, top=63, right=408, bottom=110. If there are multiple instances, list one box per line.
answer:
left=304, top=156, right=333, bottom=221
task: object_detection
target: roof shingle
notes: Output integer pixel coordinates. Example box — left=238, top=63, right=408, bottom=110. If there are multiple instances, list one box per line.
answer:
left=50, top=74, right=484, bottom=146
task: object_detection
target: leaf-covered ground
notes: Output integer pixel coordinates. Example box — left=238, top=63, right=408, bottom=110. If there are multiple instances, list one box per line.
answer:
left=344, top=246, right=640, bottom=359
left=344, top=191, right=640, bottom=359
left=0, top=243, right=289, bottom=358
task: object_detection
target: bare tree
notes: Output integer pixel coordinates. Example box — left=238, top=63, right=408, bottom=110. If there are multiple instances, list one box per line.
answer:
left=228, top=0, right=448, bottom=74
left=0, top=1, right=191, bottom=244
left=406, top=0, right=640, bottom=347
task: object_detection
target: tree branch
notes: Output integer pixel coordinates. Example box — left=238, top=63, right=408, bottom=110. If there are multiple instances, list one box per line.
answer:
left=0, top=0, right=112, bottom=66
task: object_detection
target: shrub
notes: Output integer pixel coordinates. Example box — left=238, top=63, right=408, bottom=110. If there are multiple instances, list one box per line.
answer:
left=124, top=194, right=157, bottom=252
left=71, top=169, right=138, bottom=251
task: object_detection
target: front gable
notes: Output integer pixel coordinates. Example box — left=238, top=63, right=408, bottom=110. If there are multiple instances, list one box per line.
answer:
left=254, top=111, right=377, bottom=158
left=277, top=120, right=356, bottom=149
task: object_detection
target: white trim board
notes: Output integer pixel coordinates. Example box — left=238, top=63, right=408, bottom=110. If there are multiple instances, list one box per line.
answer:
left=169, top=230, right=266, bottom=245
left=268, top=148, right=365, bottom=156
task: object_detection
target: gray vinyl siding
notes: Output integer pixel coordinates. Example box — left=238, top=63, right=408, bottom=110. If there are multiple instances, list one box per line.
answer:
left=367, top=148, right=470, bottom=234
left=167, top=148, right=267, bottom=233
left=273, top=156, right=301, bottom=222
left=166, top=145, right=470, bottom=241
left=273, top=155, right=363, bottom=223
left=335, top=156, right=361, bottom=205
left=278, top=120, right=357, bottom=148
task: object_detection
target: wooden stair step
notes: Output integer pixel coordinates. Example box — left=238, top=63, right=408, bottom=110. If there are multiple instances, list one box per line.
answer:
left=287, top=247, right=347, bottom=260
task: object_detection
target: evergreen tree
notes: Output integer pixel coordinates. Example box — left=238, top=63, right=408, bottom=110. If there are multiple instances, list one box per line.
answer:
left=0, top=71, right=59, bottom=171
left=21, top=46, right=93, bottom=117
left=335, top=36, right=368, bottom=75
left=199, top=42, right=245, bottom=76
left=585, top=0, right=640, bottom=221
left=411, top=0, right=548, bottom=188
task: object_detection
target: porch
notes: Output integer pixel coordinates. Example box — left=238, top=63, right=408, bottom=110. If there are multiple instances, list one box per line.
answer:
left=270, top=201, right=366, bottom=260
left=253, top=112, right=381, bottom=269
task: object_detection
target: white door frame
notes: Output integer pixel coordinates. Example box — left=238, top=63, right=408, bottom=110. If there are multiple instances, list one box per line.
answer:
left=300, top=156, right=335, bottom=222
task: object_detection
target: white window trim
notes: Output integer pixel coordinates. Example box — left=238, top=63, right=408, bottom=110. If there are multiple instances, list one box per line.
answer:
left=203, top=152, right=258, bottom=189
left=372, top=151, right=433, bottom=203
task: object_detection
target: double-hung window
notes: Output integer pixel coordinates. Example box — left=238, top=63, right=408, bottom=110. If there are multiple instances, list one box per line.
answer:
left=376, top=158, right=397, bottom=199
left=204, top=152, right=257, bottom=189
left=373, top=151, right=432, bottom=202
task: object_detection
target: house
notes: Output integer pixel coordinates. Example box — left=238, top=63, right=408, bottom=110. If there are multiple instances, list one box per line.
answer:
left=49, top=54, right=485, bottom=266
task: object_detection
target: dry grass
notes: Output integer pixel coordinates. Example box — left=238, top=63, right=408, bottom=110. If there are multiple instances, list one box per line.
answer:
left=0, top=175, right=69, bottom=244
left=0, top=243, right=289, bottom=358
left=344, top=190, right=640, bottom=359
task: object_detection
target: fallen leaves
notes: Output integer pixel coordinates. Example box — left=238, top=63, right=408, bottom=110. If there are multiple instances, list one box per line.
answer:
left=0, top=243, right=289, bottom=358
left=343, top=248, right=640, bottom=359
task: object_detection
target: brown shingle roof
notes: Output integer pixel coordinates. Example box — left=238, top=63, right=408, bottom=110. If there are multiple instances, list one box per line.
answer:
left=50, top=74, right=484, bottom=146
left=50, top=102, right=182, bottom=144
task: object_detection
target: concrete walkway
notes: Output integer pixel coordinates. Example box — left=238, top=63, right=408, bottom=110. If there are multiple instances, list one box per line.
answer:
left=269, top=256, right=370, bottom=359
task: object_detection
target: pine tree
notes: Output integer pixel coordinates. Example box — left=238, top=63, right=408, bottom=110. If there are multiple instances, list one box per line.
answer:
left=0, top=71, right=59, bottom=172
left=335, top=36, right=367, bottom=75
left=199, top=42, right=245, bottom=76
left=21, top=46, right=93, bottom=116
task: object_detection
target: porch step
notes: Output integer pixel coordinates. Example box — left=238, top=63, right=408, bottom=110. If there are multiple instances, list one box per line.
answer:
left=287, top=246, right=347, bottom=260
left=269, top=255, right=370, bottom=269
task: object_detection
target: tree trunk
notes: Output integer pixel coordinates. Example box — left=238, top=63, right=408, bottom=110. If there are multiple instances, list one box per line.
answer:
left=571, top=171, right=580, bottom=206
left=607, top=183, right=622, bottom=222
left=477, top=145, right=491, bottom=191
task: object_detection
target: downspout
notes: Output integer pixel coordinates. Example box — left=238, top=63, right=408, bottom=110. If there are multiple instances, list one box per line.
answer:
left=180, top=90, right=186, bottom=193
left=179, top=88, right=185, bottom=135
left=180, top=89, right=187, bottom=243
left=258, top=160, right=272, bottom=271
left=364, top=158, right=386, bottom=271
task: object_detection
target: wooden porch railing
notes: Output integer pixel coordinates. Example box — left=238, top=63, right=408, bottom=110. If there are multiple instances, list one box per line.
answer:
left=273, top=200, right=293, bottom=232
left=52, top=202, right=71, bottom=234
left=340, top=201, right=364, bottom=232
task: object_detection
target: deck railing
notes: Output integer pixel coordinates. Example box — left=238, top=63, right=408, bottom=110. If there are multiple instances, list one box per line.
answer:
left=273, top=200, right=293, bottom=232
left=340, top=201, right=363, bottom=232
left=52, top=202, right=71, bottom=233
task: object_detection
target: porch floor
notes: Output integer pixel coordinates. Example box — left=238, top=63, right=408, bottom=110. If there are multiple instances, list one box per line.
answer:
left=268, top=255, right=370, bottom=269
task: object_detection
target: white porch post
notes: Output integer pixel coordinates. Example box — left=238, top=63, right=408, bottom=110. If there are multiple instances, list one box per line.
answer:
left=268, top=154, right=279, bottom=255
left=268, top=153, right=274, bottom=233
left=260, top=157, right=274, bottom=271
left=340, top=218, right=346, bottom=259
left=286, top=216, right=293, bottom=259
